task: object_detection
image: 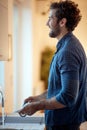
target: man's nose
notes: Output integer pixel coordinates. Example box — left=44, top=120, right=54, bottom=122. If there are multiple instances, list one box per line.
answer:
left=46, top=20, right=49, bottom=26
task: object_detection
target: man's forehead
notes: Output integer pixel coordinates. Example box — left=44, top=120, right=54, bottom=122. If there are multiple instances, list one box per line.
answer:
left=49, top=9, right=57, bottom=17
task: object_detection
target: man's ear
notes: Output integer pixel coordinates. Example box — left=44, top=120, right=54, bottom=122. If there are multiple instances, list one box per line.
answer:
left=59, top=18, right=67, bottom=27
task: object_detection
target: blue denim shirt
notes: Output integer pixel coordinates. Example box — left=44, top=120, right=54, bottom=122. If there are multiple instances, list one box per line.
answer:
left=45, top=32, right=87, bottom=126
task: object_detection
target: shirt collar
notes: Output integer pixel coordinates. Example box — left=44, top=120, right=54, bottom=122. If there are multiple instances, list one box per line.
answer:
left=56, top=32, right=72, bottom=51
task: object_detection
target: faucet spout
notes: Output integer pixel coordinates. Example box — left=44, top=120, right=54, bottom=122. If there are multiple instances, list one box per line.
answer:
left=0, top=90, right=5, bottom=127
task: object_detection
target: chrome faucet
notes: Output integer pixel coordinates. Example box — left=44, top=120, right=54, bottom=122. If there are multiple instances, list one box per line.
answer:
left=0, top=90, right=4, bottom=127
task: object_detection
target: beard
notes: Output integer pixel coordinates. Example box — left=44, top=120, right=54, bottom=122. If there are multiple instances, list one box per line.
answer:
left=49, top=24, right=61, bottom=38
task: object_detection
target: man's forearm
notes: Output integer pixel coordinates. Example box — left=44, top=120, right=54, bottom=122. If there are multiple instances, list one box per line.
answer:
left=38, top=90, right=48, bottom=100
left=35, top=96, right=65, bottom=111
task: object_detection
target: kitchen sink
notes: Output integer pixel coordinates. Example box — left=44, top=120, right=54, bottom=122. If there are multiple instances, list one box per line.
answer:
left=0, top=114, right=45, bottom=130
left=0, top=114, right=44, bottom=123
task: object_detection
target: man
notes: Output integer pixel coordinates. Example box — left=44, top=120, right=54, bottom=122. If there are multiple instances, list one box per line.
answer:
left=19, top=1, right=87, bottom=130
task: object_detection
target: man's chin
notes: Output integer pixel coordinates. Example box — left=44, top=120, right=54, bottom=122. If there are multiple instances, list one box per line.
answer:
left=49, top=32, right=56, bottom=38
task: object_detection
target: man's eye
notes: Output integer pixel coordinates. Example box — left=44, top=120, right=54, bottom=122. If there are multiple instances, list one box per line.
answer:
left=49, top=17, right=52, bottom=20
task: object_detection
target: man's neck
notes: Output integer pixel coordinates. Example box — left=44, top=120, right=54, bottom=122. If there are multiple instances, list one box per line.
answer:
left=56, top=30, right=69, bottom=41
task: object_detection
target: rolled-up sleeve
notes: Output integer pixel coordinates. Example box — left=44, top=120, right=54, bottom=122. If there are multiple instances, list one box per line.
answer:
left=56, top=50, right=80, bottom=107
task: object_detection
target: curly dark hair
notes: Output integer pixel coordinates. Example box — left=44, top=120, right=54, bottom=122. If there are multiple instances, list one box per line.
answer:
left=50, top=0, right=82, bottom=31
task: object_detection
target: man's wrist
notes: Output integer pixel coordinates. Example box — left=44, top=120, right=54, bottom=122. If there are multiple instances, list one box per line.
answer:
left=33, top=99, right=46, bottom=111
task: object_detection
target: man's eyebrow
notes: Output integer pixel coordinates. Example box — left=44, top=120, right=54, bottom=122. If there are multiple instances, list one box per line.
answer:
left=49, top=16, right=53, bottom=18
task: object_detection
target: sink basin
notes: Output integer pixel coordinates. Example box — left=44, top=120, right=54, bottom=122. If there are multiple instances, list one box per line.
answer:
left=0, top=115, right=45, bottom=124
left=0, top=115, right=45, bottom=130
left=5, top=116, right=44, bottom=124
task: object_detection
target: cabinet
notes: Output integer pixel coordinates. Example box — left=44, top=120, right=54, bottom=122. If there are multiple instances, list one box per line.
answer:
left=0, top=0, right=10, bottom=60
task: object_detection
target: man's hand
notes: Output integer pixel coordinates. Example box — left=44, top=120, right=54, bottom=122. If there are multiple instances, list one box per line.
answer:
left=24, top=90, right=47, bottom=104
left=24, top=96, right=40, bottom=104
left=19, top=102, right=39, bottom=116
